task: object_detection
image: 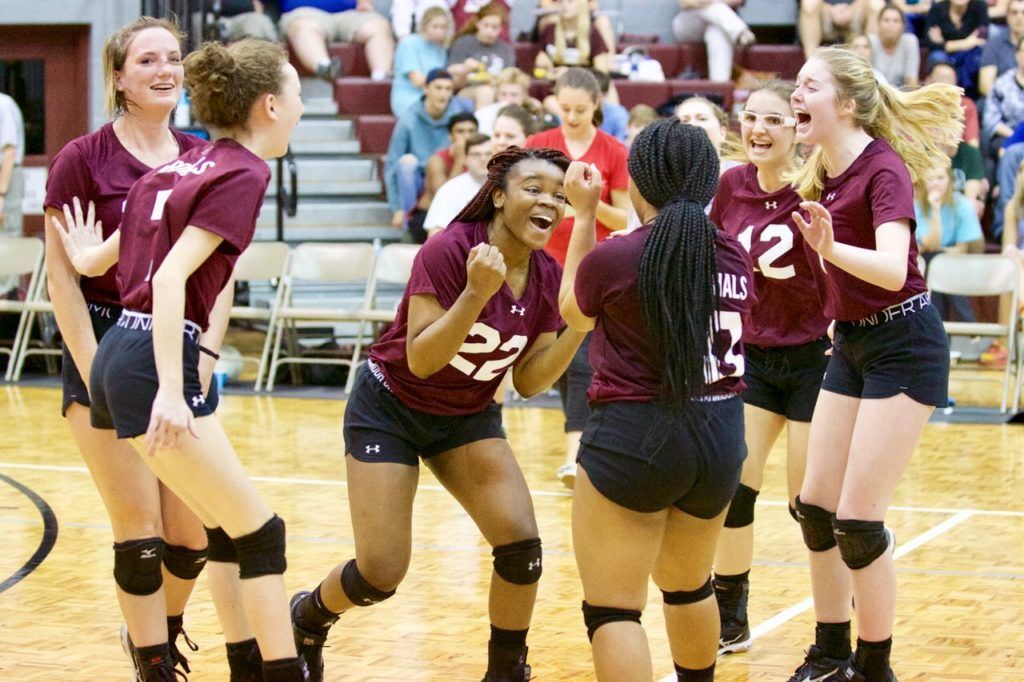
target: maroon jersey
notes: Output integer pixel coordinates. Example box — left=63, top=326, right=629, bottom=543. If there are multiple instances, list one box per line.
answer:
left=117, top=138, right=270, bottom=330
left=803, top=138, right=927, bottom=321
left=574, top=225, right=755, bottom=403
left=44, top=123, right=204, bottom=306
left=711, top=164, right=829, bottom=347
left=370, top=221, right=564, bottom=415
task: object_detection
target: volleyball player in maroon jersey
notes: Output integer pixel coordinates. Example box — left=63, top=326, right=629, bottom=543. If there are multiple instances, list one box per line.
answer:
left=707, top=80, right=830, bottom=656
left=288, top=148, right=598, bottom=682
left=560, top=119, right=754, bottom=681
left=58, top=39, right=307, bottom=681
left=44, top=17, right=209, bottom=677
left=785, top=47, right=962, bottom=682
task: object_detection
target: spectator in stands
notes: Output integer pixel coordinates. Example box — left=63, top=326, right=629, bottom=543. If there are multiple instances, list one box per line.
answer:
left=392, top=6, right=452, bottom=115
left=473, top=67, right=542, bottom=134
left=215, top=0, right=279, bottom=42
left=534, top=0, right=613, bottom=78
left=280, top=0, right=394, bottom=81
left=988, top=0, right=1011, bottom=20
left=979, top=0, right=1024, bottom=94
left=1002, top=164, right=1024, bottom=319
left=385, top=69, right=473, bottom=230
left=869, top=4, right=921, bottom=87
left=392, top=0, right=514, bottom=40
left=491, top=103, right=537, bottom=153
left=417, top=112, right=479, bottom=226
left=915, top=162, right=984, bottom=320
left=950, top=138, right=988, bottom=216
left=891, top=0, right=932, bottom=39
left=928, top=59, right=980, bottom=145
left=925, top=0, right=989, bottom=97
left=0, top=90, right=24, bottom=240
left=537, top=0, right=616, bottom=55
left=447, top=2, right=516, bottom=108
left=983, top=35, right=1024, bottom=148
left=590, top=69, right=628, bottom=142
left=675, top=96, right=741, bottom=175
left=849, top=32, right=893, bottom=82
left=626, top=104, right=659, bottom=149
left=799, top=0, right=877, bottom=58
left=672, top=0, right=756, bottom=83
left=424, top=132, right=491, bottom=236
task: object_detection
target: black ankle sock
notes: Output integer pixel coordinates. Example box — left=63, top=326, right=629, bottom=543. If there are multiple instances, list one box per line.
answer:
left=854, top=637, right=892, bottom=680
left=226, top=638, right=262, bottom=677
left=166, top=614, right=183, bottom=636
left=262, top=656, right=307, bottom=681
left=714, top=570, right=750, bottom=585
left=135, top=642, right=171, bottom=670
left=815, top=621, right=852, bottom=660
left=297, top=585, right=341, bottom=633
left=674, top=661, right=715, bottom=681
left=487, top=626, right=529, bottom=674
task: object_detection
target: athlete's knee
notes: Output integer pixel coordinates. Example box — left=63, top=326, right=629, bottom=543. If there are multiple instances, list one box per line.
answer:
left=832, top=518, right=892, bottom=570
left=724, top=484, right=760, bottom=528
left=794, top=496, right=837, bottom=552
left=113, top=537, right=165, bottom=595
left=340, top=559, right=398, bottom=606
left=163, top=543, right=208, bottom=580
left=232, top=515, right=286, bottom=579
left=661, top=576, right=714, bottom=605
left=581, top=601, right=642, bottom=641
left=492, top=537, right=543, bottom=585
left=205, top=526, right=238, bottom=563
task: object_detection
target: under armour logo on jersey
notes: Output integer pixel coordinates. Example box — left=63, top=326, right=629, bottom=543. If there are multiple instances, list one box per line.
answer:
left=191, top=395, right=205, bottom=408
left=528, top=559, right=541, bottom=571
left=365, top=444, right=381, bottom=455
left=510, top=305, right=526, bottom=316
left=826, top=192, right=837, bottom=201
left=140, top=548, right=158, bottom=559
left=765, top=200, right=778, bottom=210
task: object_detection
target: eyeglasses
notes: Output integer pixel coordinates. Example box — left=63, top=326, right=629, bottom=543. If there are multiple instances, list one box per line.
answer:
left=738, top=111, right=797, bottom=129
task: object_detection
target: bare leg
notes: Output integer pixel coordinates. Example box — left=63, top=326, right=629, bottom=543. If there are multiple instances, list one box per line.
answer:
left=159, top=481, right=207, bottom=618
left=799, top=0, right=825, bottom=57
left=355, top=15, right=395, bottom=76
left=285, top=19, right=330, bottom=73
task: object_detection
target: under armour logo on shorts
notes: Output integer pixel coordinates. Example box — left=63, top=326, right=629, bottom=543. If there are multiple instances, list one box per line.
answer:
left=365, top=444, right=381, bottom=455
left=765, top=200, right=778, bottom=210
left=191, top=395, right=205, bottom=408
left=510, top=305, right=526, bottom=316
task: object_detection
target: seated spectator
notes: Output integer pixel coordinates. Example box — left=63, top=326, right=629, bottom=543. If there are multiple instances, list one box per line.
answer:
left=672, top=0, right=755, bottom=83
left=280, top=0, right=394, bottom=81
left=928, top=59, right=981, bottom=145
left=418, top=111, right=479, bottom=218
left=675, top=95, right=740, bottom=173
left=537, top=0, right=616, bottom=55
left=385, top=69, right=473, bottom=230
left=925, top=0, right=989, bottom=97
left=849, top=32, right=893, bottom=82
left=215, top=0, right=279, bottom=42
left=869, top=3, right=921, bottom=87
left=989, top=0, right=1010, bottom=20
left=423, top=132, right=491, bottom=237
left=625, top=104, right=659, bottom=149
left=490, top=103, right=537, bottom=153
left=951, top=139, right=988, bottom=216
left=916, top=162, right=984, bottom=320
left=392, top=6, right=452, bottom=115
left=591, top=69, right=628, bottom=142
left=391, top=0, right=449, bottom=40
left=1002, top=163, right=1024, bottom=304
left=447, top=2, right=516, bottom=107
left=980, top=0, right=1024, bottom=94
left=983, top=36, right=1024, bottom=148
left=892, top=0, right=932, bottom=39
left=473, top=67, right=542, bottom=134
left=799, top=0, right=877, bottom=57
left=534, top=0, right=613, bottom=78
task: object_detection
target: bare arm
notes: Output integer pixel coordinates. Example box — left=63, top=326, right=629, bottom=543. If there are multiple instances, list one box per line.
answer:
left=44, top=207, right=98, bottom=385
left=594, top=187, right=629, bottom=231
left=0, top=146, right=14, bottom=202
left=510, top=329, right=586, bottom=397
left=979, top=65, right=997, bottom=97
left=558, top=162, right=602, bottom=332
left=1004, top=199, right=1020, bottom=252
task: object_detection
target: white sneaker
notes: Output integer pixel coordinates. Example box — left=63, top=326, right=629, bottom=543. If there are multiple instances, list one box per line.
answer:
left=121, top=624, right=142, bottom=681
left=556, top=463, right=577, bottom=490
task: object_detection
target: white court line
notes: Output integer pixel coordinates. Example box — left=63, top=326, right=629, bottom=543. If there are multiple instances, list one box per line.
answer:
left=655, top=510, right=976, bottom=682
left=3, top=461, right=1024, bottom=511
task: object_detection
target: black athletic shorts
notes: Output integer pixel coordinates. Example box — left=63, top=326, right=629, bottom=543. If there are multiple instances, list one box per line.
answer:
left=555, top=332, right=592, bottom=432
left=824, top=293, right=949, bottom=408
left=344, top=360, right=507, bottom=466
left=742, top=337, right=830, bottom=422
left=578, top=395, right=747, bottom=517
left=61, top=303, right=120, bottom=416
left=89, top=311, right=218, bottom=438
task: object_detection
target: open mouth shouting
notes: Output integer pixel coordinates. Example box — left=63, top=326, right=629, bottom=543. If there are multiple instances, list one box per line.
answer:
left=529, top=213, right=555, bottom=231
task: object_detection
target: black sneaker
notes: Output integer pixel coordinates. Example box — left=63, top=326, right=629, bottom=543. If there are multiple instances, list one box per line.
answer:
left=787, top=644, right=847, bottom=681
left=290, top=591, right=328, bottom=682
left=121, top=624, right=142, bottom=681
left=482, top=643, right=531, bottom=681
left=481, top=662, right=531, bottom=681
left=314, top=57, right=342, bottom=82
left=714, top=578, right=751, bottom=655
left=831, top=658, right=898, bottom=681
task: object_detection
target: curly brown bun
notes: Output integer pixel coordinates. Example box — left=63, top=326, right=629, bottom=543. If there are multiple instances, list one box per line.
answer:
left=184, top=39, right=287, bottom=129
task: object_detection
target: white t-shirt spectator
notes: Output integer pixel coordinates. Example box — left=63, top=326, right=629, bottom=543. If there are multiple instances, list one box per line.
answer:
left=424, top=171, right=484, bottom=231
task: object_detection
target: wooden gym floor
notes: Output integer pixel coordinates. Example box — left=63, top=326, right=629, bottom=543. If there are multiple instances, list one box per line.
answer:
left=0, top=370, right=1022, bottom=681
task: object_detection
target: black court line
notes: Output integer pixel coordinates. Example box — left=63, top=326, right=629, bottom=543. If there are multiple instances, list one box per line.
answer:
left=0, top=472, right=58, bottom=594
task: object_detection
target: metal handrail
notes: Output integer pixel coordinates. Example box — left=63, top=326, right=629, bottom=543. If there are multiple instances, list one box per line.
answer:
left=276, top=147, right=298, bottom=242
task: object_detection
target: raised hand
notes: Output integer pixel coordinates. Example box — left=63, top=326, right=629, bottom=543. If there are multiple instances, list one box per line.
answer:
left=792, top=201, right=835, bottom=256
left=58, top=197, right=104, bottom=272
left=563, top=161, right=603, bottom=216
left=465, top=243, right=507, bottom=300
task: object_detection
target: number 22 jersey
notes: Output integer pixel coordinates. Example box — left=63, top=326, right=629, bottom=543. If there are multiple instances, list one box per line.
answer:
left=370, top=220, right=565, bottom=416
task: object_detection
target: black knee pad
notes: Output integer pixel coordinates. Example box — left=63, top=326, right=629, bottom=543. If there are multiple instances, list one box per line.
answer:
left=724, top=484, right=759, bottom=528
left=788, top=504, right=799, bottom=523
left=163, top=543, right=209, bottom=580
left=794, top=496, right=837, bottom=552
left=581, top=601, right=642, bottom=641
left=833, top=518, right=890, bottom=570
left=662, top=577, right=713, bottom=605
left=205, top=526, right=238, bottom=563
left=232, top=515, right=286, bottom=580
left=340, top=559, right=397, bottom=606
left=492, top=537, right=542, bottom=585
left=113, top=537, right=165, bottom=596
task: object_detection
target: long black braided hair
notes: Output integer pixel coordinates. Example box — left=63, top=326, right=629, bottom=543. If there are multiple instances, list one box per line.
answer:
left=629, top=117, right=721, bottom=413
left=453, top=146, right=571, bottom=224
